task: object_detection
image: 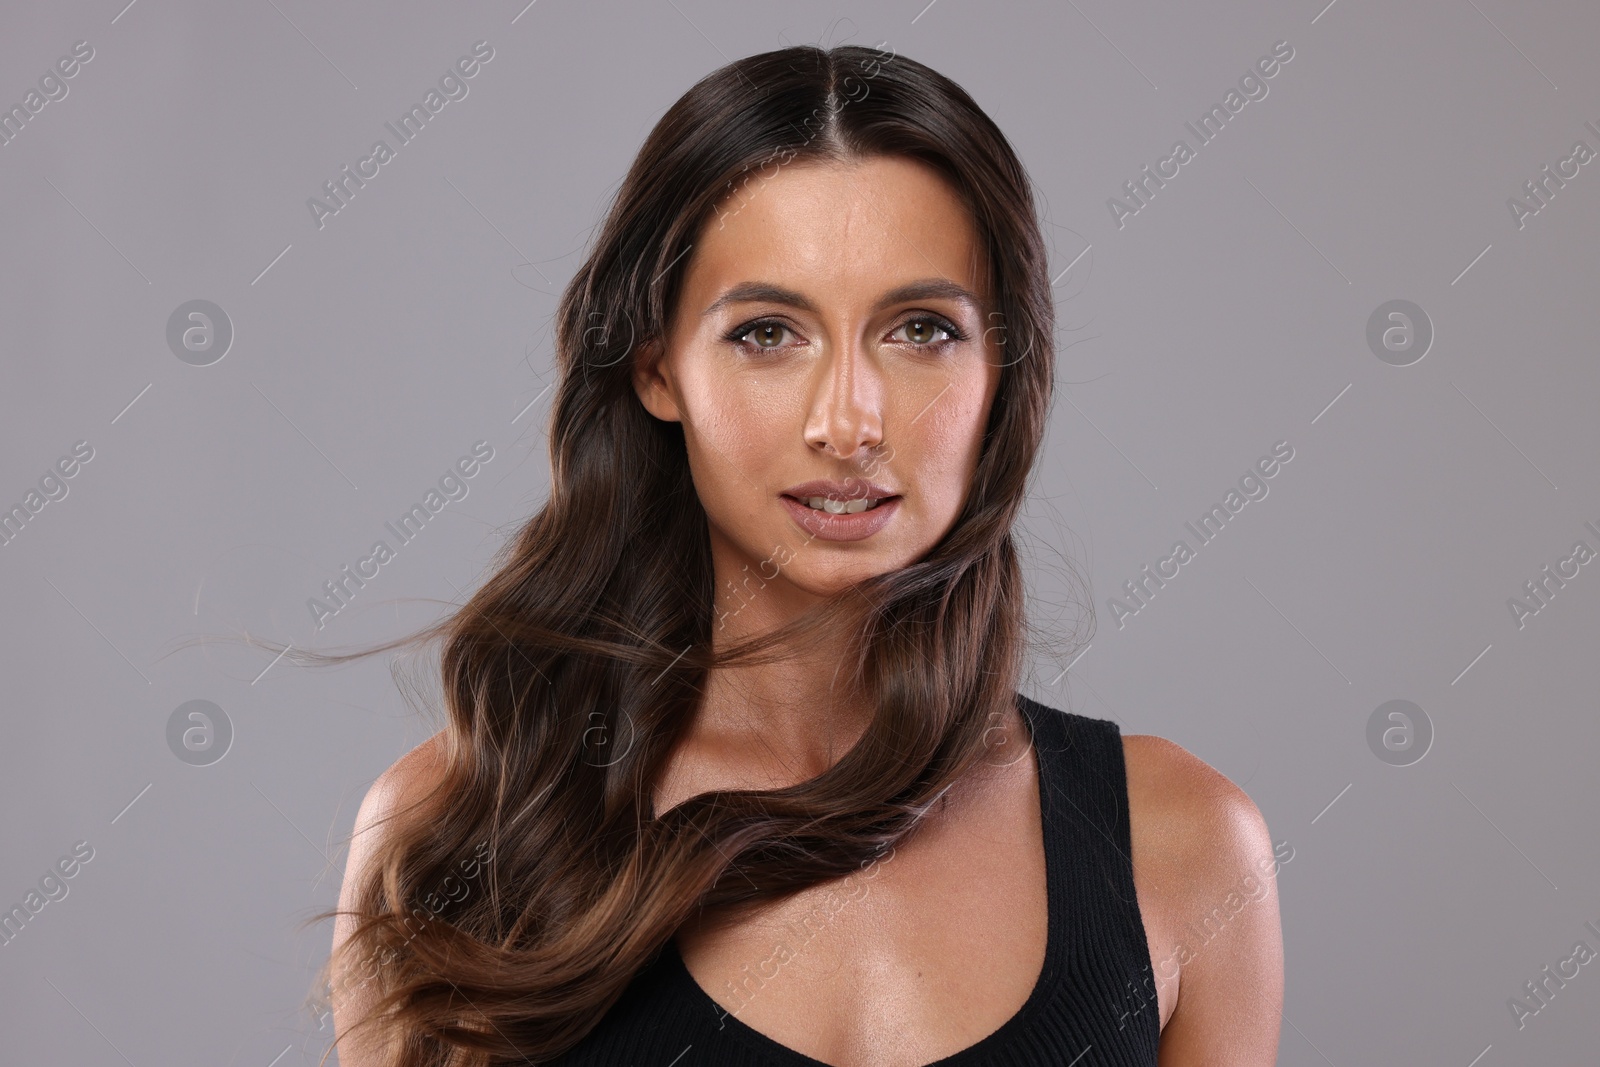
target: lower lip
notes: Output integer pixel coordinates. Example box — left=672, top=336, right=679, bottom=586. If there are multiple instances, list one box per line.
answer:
left=779, top=495, right=900, bottom=542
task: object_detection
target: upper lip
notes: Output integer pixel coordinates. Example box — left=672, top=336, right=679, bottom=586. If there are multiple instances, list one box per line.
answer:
left=780, top=479, right=899, bottom=501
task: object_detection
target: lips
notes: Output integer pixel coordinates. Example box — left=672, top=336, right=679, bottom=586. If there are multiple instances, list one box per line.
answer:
left=778, top=480, right=901, bottom=542
left=779, top=479, right=898, bottom=504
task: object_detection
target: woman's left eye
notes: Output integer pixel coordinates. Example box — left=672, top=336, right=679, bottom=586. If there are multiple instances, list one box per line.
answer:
left=891, top=316, right=964, bottom=347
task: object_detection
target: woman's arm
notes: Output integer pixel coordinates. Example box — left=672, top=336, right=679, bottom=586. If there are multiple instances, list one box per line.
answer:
left=330, top=735, right=447, bottom=1067
left=1126, top=735, right=1286, bottom=1064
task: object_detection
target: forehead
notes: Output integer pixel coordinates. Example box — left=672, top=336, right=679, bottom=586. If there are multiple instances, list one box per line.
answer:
left=679, top=155, right=989, bottom=318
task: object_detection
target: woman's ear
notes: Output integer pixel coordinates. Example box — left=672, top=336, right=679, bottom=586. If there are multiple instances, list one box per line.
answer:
left=631, top=338, right=683, bottom=423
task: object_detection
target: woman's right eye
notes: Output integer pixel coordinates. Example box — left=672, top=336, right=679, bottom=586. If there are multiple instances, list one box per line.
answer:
left=726, top=319, right=795, bottom=351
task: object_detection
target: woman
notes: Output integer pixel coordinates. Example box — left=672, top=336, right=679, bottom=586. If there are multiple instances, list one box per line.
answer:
left=319, top=42, right=1283, bottom=1066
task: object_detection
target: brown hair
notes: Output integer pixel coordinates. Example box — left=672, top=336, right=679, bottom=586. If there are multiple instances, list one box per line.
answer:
left=296, top=41, right=1058, bottom=1064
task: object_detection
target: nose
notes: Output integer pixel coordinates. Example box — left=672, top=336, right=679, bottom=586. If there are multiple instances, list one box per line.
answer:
left=803, top=334, right=884, bottom=461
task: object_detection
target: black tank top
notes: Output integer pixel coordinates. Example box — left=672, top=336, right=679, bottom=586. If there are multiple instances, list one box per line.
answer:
left=549, top=694, right=1161, bottom=1065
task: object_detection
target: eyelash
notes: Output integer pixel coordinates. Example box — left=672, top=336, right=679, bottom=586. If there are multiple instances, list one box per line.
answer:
left=722, top=314, right=969, bottom=354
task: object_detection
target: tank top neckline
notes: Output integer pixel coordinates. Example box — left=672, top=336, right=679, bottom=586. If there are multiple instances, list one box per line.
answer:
left=659, top=694, right=1070, bottom=1067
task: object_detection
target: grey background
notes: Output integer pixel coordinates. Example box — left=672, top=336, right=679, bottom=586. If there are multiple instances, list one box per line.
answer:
left=2, top=0, right=1596, bottom=1062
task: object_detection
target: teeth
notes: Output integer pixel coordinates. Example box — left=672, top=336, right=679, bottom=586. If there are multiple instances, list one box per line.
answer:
left=803, top=496, right=881, bottom=514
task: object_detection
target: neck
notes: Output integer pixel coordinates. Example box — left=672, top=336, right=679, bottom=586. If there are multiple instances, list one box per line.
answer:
left=691, top=548, right=874, bottom=782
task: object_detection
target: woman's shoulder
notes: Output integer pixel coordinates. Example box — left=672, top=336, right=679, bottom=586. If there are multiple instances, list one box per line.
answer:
left=1119, top=731, right=1267, bottom=840
left=1116, top=727, right=1284, bottom=1057
left=1114, top=726, right=1275, bottom=916
left=340, top=732, right=451, bottom=907
left=331, top=731, right=452, bottom=1060
left=342, top=730, right=450, bottom=888
left=364, top=730, right=450, bottom=813
left=1019, top=695, right=1271, bottom=869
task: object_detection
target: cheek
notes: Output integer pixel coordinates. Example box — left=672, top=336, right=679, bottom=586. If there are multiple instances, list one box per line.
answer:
left=900, top=379, right=991, bottom=497
left=677, top=371, right=791, bottom=497
left=693, top=387, right=781, bottom=457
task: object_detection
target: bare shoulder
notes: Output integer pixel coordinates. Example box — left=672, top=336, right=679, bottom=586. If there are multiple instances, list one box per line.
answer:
left=330, top=731, right=450, bottom=1064
left=1120, top=733, right=1284, bottom=1065
left=339, top=730, right=450, bottom=906
left=1121, top=733, right=1270, bottom=853
left=357, top=731, right=451, bottom=831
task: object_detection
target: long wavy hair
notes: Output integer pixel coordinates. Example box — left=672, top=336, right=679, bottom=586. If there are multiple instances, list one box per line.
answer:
left=300, top=41, right=1058, bottom=1065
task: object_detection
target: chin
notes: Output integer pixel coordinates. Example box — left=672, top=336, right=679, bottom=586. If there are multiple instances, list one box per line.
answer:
left=789, top=552, right=913, bottom=594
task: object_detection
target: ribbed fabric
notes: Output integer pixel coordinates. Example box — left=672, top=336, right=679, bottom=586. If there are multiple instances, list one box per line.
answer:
left=549, top=694, right=1161, bottom=1065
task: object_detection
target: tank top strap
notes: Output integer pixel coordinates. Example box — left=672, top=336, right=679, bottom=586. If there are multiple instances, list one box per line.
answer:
left=1017, top=693, right=1135, bottom=880
left=1016, top=692, right=1162, bottom=1049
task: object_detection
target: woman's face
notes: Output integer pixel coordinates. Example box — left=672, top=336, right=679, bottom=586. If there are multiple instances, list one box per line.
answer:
left=633, top=154, right=1003, bottom=613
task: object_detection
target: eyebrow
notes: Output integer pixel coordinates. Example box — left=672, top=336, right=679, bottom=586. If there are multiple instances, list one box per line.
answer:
left=701, top=278, right=984, bottom=318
